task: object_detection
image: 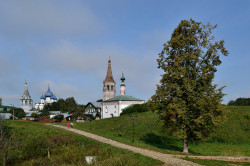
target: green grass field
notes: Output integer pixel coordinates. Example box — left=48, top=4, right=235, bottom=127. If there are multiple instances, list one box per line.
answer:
left=2, top=120, right=163, bottom=166
left=67, top=106, right=250, bottom=157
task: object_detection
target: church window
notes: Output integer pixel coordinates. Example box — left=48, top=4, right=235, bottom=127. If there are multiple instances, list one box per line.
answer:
left=25, top=101, right=28, bottom=105
left=106, top=106, right=108, bottom=113
left=111, top=85, right=113, bottom=90
left=107, top=85, right=110, bottom=90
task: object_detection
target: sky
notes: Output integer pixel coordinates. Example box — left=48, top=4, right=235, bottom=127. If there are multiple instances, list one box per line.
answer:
left=0, top=0, right=249, bottom=107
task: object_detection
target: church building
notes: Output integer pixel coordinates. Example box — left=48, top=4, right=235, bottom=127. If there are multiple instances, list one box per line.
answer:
left=102, top=59, right=144, bottom=119
left=35, top=86, right=57, bottom=110
left=20, top=82, right=33, bottom=113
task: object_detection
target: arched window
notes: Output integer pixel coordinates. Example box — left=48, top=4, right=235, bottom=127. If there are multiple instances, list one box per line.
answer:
left=111, top=85, right=113, bottom=90
left=107, top=85, right=110, bottom=90
left=106, top=106, right=108, bottom=113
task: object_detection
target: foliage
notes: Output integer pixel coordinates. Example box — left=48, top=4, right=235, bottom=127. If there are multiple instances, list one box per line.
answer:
left=148, top=19, right=228, bottom=153
left=13, top=108, right=26, bottom=119
left=228, top=98, right=250, bottom=106
left=43, top=97, right=85, bottom=120
left=53, top=114, right=64, bottom=122
left=121, top=103, right=149, bottom=115
left=31, top=112, right=39, bottom=119
left=39, top=109, right=50, bottom=118
left=0, top=98, right=2, bottom=106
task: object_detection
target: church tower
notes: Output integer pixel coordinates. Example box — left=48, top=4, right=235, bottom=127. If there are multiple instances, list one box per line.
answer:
left=103, top=58, right=116, bottom=101
left=20, top=82, right=33, bottom=113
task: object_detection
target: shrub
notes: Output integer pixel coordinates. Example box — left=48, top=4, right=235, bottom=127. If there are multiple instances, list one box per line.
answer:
left=121, top=103, right=149, bottom=115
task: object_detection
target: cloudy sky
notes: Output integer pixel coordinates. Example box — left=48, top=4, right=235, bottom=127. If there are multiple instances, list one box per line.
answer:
left=0, top=0, right=249, bottom=106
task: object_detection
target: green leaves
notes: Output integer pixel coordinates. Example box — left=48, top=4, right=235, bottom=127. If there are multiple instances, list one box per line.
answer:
left=149, top=19, right=228, bottom=152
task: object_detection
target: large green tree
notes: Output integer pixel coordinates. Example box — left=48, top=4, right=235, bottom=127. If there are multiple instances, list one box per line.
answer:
left=149, top=19, right=228, bottom=153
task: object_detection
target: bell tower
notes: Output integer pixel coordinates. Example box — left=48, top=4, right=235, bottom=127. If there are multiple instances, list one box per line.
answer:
left=20, top=81, right=33, bottom=113
left=103, top=58, right=116, bottom=101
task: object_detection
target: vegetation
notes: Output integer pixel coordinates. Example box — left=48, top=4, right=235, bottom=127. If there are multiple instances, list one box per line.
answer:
left=1, top=120, right=162, bottom=166
left=120, top=103, right=149, bottom=115
left=0, top=98, right=2, bottom=106
left=228, top=98, right=250, bottom=106
left=184, top=158, right=250, bottom=166
left=67, top=106, right=250, bottom=157
left=0, top=107, right=26, bottom=120
left=43, top=97, right=86, bottom=121
left=149, top=19, right=228, bottom=153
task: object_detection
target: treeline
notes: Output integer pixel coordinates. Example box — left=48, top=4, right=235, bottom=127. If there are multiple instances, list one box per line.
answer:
left=228, top=98, right=250, bottom=106
left=42, top=97, right=89, bottom=120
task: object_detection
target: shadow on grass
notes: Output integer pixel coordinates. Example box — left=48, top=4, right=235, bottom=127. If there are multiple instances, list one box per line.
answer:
left=140, top=133, right=183, bottom=152
left=140, top=133, right=198, bottom=154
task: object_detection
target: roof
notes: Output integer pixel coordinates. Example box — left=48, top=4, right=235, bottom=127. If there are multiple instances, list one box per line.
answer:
left=0, top=113, right=17, bottom=119
left=86, top=102, right=101, bottom=108
left=103, top=95, right=144, bottom=102
left=104, top=59, right=115, bottom=82
left=45, top=87, right=53, bottom=97
left=22, top=82, right=31, bottom=98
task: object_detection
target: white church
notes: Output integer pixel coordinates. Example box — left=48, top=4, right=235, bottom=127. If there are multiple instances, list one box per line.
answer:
left=35, top=86, right=57, bottom=110
left=101, top=58, right=144, bottom=119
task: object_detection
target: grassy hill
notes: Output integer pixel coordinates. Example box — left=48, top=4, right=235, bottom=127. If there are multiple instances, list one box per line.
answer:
left=70, top=106, right=250, bottom=157
left=1, top=120, right=162, bottom=166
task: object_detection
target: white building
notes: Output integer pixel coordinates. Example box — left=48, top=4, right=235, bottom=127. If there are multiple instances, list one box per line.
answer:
left=20, top=82, right=33, bottom=113
left=35, top=86, right=57, bottom=110
left=101, top=59, right=144, bottom=119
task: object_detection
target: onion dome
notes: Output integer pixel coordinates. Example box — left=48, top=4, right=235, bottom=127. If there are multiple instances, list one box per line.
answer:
left=51, top=95, right=57, bottom=100
left=45, top=87, right=53, bottom=97
left=40, top=94, right=45, bottom=100
left=120, top=72, right=125, bottom=82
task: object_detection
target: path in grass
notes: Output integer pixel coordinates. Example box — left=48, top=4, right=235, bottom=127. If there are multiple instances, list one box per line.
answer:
left=50, top=124, right=199, bottom=166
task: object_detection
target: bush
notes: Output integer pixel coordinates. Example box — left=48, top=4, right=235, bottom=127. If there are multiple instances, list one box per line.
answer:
left=121, top=103, right=149, bottom=115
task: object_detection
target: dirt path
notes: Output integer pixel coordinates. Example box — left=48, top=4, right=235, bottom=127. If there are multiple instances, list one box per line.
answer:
left=49, top=124, right=199, bottom=166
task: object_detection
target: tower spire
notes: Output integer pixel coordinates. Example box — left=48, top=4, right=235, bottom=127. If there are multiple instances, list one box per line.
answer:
left=104, top=58, right=115, bottom=82
left=103, top=58, right=116, bottom=100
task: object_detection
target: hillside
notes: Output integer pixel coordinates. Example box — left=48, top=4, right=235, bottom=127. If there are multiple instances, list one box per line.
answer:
left=1, top=120, right=162, bottom=166
left=70, top=106, right=250, bottom=156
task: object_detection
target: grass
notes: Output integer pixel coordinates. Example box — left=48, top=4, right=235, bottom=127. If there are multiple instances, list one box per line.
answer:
left=63, top=106, right=250, bottom=157
left=2, top=120, right=163, bottom=166
left=183, top=158, right=250, bottom=166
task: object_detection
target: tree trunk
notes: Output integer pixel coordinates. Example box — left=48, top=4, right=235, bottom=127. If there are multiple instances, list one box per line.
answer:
left=183, top=138, right=189, bottom=153
left=3, top=154, right=6, bottom=166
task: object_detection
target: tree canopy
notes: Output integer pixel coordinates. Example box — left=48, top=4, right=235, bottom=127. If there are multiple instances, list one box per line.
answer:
left=228, top=98, right=250, bottom=106
left=149, top=19, right=228, bottom=153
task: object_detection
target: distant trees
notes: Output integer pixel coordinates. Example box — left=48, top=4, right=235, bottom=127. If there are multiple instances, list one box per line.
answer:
left=228, top=98, right=250, bottom=106
left=149, top=19, right=228, bottom=153
left=0, top=98, right=2, bottom=106
left=43, top=97, right=85, bottom=121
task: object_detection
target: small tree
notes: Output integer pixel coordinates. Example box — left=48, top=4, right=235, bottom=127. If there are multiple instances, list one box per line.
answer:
left=149, top=19, right=228, bottom=153
left=54, top=114, right=64, bottom=122
left=0, top=98, right=2, bottom=106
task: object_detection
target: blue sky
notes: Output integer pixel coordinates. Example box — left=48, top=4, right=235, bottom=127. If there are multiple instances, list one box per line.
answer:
left=0, top=0, right=249, bottom=106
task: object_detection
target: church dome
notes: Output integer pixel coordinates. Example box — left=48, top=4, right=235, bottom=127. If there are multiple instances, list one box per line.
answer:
left=45, top=87, right=53, bottom=97
left=40, top=94, right=45, bottom=100
left=51, top=95, right=57, bottom=100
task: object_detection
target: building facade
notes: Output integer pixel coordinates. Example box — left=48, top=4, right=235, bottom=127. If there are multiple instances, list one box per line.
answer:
left=20, top=82, right=33, bottom=113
